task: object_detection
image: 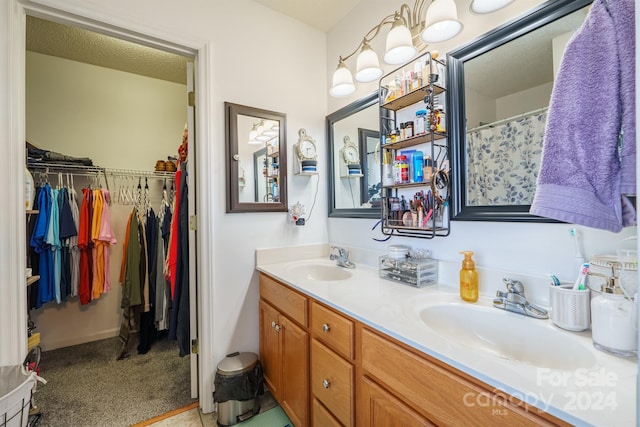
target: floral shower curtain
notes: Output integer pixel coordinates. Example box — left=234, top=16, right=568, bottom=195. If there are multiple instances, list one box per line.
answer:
left=466, top=110, right=547, bottom=206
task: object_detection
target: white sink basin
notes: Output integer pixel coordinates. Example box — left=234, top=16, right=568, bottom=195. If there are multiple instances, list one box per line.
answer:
left=286, top=264, right=352, bottom=281
left=419, top=303, right=596, bottom=370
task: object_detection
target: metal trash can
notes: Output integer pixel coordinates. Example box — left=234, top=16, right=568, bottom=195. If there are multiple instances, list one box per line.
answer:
left=213, top=352, right=263, bottom=426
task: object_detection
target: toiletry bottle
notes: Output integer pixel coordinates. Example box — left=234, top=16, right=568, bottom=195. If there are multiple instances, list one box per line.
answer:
left=459, top=251, right=478, bottom=302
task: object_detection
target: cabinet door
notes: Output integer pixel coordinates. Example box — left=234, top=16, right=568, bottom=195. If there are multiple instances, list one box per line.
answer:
left=259, top=300, right=281, bottom=400
left=280, top=315, right=310, bottom=427
left=359, top=376, right=433, bottom=427
left=311, top=339, right=353, bottom=427
left=312, top=398, right=342, bottom=427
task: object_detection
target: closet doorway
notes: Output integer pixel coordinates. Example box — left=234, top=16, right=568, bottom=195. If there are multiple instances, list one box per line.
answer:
left=24, top=14, right=200, bottom=421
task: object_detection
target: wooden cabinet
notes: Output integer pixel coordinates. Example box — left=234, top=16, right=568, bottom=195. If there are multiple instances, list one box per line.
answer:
left=359, top=376, right=433, bottom=427
left=359, top=327, right=570, bottom=427
left=259, top=273, right=568, bottom=427
left=310, top=300, right=355, bottom=426
left=259, top=275, right=309, bottom=427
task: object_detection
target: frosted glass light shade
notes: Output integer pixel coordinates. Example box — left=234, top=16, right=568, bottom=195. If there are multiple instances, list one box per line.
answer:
left=255, top=134, right=271, bottom=141
left=248, top=138, right=262, bottom=145
left=330, top=61, right=356, bottom=97
left=355, top=42, right=383, bottom=83
left=384, top=17, right=416, bottom=65
left=470, top=0, right=514, bottom=14
left=421, top=0, right=463, bottom=43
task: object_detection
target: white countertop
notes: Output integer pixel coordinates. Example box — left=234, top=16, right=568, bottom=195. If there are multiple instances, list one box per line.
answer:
left=256, top=252, right=637, bottom=427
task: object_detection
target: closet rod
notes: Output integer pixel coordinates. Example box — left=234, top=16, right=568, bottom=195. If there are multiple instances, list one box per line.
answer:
left=27, top=163, right=109, bottom=192
left=104, top=168, right=175, bottom=179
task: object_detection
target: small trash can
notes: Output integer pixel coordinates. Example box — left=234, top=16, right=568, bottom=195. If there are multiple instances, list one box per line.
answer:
left=214, top=352, right=263, bottom=426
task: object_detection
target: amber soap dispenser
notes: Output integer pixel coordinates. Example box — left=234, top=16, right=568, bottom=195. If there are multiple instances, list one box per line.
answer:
left=459, top=251, right=478, bottom=302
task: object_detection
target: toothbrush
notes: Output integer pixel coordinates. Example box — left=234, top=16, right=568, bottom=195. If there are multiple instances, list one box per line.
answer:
left=569, top=228, right=586, bottom=271
left=572, top=262, right=589, bottom=290
left=547, top=274, right=561, bottom=286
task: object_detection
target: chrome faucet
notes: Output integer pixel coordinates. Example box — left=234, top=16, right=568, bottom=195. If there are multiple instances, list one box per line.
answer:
left=329, top=246, right=356, bottom=269
left=493, top=278, right=548, bottom=319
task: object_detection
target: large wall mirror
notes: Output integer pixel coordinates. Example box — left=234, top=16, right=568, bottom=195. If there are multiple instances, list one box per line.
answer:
left=327, top=92, right=381, bottom=218
left=225, top=102, right=288, bottom=212
left=447, top=0, right=592, bottom=221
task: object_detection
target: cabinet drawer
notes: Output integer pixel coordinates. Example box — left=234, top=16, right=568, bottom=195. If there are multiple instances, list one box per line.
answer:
left=311, top=339, right=353, bottom=427
left=361, top=328, right=561, bottom=426
left=259, top=273, right=307, bottom=327
left=310, top=301, right=354, bottom=360
left=312, top=398, right=342, bottom=427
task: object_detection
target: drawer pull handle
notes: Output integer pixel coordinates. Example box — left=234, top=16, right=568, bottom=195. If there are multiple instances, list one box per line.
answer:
left=274, top=324, right=280, bottom=332
left=322, top=324, right=331, bottom=333
left=322, top=379, right=331, bottom=389
left=271, top=321, right=276, bottom=328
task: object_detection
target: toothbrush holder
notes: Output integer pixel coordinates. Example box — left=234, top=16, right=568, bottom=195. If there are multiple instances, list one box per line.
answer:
left=549, top=284, right=591, bottom=331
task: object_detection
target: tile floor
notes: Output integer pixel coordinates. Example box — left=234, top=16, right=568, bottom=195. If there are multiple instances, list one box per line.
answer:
left=145, top=392, right=280, bottom=427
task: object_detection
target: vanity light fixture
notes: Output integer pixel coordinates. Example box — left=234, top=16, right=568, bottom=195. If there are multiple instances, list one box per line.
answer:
left=470, top=0, right=515, bottom=14
left=330, top=0, right=464, bottom=97
left=248, top=119, right=277, bottom=144
left=421, top=0, right=463, bottom=43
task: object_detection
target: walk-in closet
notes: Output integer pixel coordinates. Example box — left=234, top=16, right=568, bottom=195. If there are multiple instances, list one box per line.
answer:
left=25, top=16, right=197, bottom=426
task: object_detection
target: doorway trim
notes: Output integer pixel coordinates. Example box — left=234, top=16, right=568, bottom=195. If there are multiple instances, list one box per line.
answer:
left=10, top=0, right=216, bottom=413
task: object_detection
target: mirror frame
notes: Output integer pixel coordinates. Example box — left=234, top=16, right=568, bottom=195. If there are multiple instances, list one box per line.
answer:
left=252, top=147, right=267, bottom=202
left=225, top=102, right=288, bottom=213
left=358, top=128, right=381, bottom=207
left=447, top=0, right=591, bottom=222
left=327, top=91, right=380, bottom=218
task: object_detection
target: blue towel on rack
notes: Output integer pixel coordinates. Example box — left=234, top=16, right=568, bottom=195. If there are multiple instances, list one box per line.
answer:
left=530, top=0, right=636, bottom=232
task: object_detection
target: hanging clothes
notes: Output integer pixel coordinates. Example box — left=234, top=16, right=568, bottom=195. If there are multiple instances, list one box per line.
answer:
left=46, top=188, right=61, bottom=304
left=78, top=188, right=93, bottom=305
left=156, top=201, right=172, bottom=331
left=30, top=183, right=53, bottom=308
left=91, top=188, right=105, bottom=299
left=168, top=165, right=190, bottom=357
left=97, top=189, right=116, bottom=294
left=68, top=182, right=81, bottom=297
left=58, top=186, right=78, bottom=301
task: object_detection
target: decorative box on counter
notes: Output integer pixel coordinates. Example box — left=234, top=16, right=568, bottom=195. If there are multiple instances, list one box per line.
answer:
left=378, top=255, right=438, bottom=287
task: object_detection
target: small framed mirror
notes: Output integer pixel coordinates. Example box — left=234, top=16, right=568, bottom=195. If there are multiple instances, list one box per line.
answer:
left=225, top=102, right=287, bottom=212
left=327, top=92, right=380, bottom=218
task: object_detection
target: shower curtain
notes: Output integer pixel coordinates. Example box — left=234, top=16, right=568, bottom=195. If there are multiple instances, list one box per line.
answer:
left=466, top=110, right=547, bottom=206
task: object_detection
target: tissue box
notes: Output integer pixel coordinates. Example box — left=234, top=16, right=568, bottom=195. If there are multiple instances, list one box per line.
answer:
left=378, top=255, right=438, bottom=287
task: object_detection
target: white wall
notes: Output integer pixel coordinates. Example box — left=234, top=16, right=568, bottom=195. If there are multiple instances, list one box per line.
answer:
left=496, top=81, right=553, bottom=119
left=326, top=1, right=637, bottom=289
left=26, top=51, right=186, bottom=350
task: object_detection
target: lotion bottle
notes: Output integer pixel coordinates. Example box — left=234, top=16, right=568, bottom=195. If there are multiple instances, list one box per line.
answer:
left=459, top=251, right=478, bottom=302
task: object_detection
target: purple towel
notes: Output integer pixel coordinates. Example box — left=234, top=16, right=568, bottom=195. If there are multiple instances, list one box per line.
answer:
left=530, top=0, right=636, bottom=232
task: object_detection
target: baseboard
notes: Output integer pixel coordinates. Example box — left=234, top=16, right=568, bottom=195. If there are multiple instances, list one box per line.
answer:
left=40, top=328, right=120, bottom=351
left=131, top=402, right=199, bottom=427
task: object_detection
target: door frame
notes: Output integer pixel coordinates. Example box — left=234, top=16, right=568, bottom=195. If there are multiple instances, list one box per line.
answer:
left=8, top=0, right=217, bottom=413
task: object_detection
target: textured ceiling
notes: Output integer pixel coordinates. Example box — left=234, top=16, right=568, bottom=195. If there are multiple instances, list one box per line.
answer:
left=26, top=16, right=191, bottom=85
left=464, top=6, right=589, bottom=99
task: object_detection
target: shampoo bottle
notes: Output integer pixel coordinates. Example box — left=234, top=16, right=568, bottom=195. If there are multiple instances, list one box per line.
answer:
left=459, top=251, right=478, bottom=302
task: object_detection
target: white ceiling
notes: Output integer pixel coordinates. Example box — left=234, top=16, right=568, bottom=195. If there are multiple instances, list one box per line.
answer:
left=252, top=0, right=361, bottom=32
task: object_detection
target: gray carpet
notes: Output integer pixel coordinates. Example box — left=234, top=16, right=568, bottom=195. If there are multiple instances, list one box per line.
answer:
left=34, top=335, right=195, bottom=427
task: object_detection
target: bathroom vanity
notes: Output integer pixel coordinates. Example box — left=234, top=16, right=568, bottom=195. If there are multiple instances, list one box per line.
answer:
left=256, top=247, right=636, bottom=427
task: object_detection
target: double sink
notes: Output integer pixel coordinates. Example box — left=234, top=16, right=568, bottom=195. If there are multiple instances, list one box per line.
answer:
left=285, top=261, right=596, bottom=370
